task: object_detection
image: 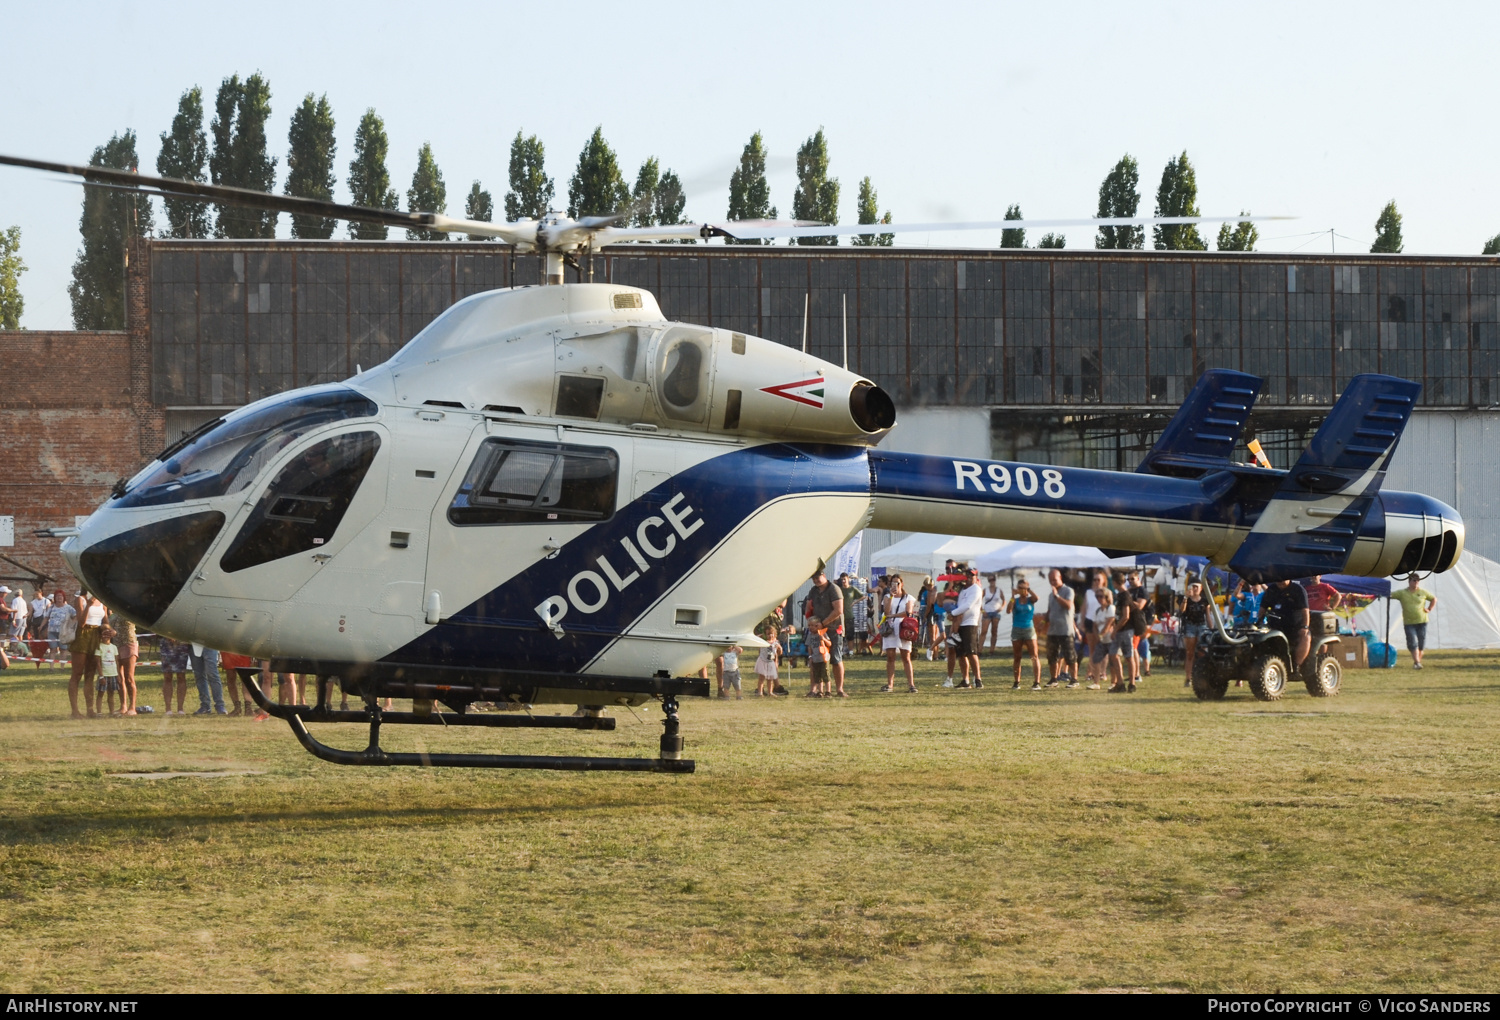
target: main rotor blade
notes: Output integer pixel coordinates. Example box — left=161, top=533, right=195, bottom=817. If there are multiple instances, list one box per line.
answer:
left=709, top=214, right=1294, bottom=241
left=0, top=153, right=540, bottom=246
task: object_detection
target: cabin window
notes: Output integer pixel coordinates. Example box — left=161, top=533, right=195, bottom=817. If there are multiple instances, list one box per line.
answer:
left=448, top=438, right=618, bottom=526
left=219, top=431, right=381, bottom=572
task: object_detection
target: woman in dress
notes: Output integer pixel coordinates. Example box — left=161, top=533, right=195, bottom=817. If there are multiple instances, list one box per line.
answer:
left=68, top=591, right=108, bottom=718
left=881, top=576, right=919, bottom=693
left=116, top=618, right=139, bottom=716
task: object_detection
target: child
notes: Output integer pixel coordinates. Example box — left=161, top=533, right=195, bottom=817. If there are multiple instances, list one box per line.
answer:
left=755, top=625, right=781, bottom=697
left=805, top=622, right=832, bottom=698
left=97, top=626, right=122, bottom=715
left=720, top=644, right=744, bottom=700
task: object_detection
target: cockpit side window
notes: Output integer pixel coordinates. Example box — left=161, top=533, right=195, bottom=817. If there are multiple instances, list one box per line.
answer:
left=448, top=438, right=618, bottom=526
left=219, top=431, right=382, bottom=573
left=117, top=387, right=378, bottom=509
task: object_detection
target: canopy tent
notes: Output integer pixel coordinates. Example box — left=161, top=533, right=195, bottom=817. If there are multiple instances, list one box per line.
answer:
left=1350, top=551, right=1500, bottom=650
left=868, top=533, right=1011, bottom=578
left=1323, top=574, right=1391, bottom=598
left=973, top=540, right=1138, bottom=573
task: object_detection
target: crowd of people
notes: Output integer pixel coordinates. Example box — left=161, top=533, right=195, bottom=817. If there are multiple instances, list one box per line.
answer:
left=726, top=561, right=1436, bottom=700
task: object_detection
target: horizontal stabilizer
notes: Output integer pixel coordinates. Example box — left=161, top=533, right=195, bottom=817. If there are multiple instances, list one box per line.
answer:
left=1229, top=374, right=1421, bottom=582
left=1137, top=370, right=1262, bottom=477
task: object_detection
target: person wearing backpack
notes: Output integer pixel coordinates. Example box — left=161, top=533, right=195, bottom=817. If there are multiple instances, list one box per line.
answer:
left=880, top=575, right=920, bottom=693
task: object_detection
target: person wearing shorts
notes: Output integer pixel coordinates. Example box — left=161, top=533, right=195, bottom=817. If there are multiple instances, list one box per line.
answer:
left=1177, top=581, right=1210, bottom=689
left=1043, top=569, right=1077, bottom=688
left=1087, top=589, right=1116, bottom=689
left=1392, top=576, right=1436, bottom=669
left=159, top=637, right=190, bottom=715
left=805, top=568, right=847, bottom=697
left=69, top=592, right=107, bottom=718
left=1008, top=579, right=1042, bottom=689
left=949, top=567, right=984, bottom=688
left=980, top=576, right=1005, bottom=654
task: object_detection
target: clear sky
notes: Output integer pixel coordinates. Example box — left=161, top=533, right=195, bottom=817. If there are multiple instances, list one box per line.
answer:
left=2, top=0, right=1497, bottom=329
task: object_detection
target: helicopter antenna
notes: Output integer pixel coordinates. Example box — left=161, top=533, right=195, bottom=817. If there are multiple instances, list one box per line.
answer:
left=801, top=293, right=809, bottom=353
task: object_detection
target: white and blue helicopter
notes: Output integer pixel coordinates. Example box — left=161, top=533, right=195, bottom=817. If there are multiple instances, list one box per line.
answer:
left=3, top=156, right=1465, bottom=773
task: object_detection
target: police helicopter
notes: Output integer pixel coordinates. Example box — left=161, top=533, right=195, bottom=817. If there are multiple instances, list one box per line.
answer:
left=1, top=155, right=1467, bottom=773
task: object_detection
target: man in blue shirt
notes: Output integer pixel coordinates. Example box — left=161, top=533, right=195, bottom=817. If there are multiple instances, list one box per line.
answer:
left=1229, top=579, right=1262, bottom=628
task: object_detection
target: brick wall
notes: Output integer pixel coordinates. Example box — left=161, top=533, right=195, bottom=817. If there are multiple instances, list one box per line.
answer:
left=0, top=243, right=166, bottom=591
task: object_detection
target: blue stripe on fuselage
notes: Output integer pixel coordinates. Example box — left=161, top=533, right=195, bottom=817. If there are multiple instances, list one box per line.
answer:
left=384, top=442, right=870, bottom=673
left=868, top=452, right=1240, bottom=528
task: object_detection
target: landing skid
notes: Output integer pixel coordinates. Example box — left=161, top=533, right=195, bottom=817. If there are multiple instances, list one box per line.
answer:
left=235, top=668, right=700, bottom=773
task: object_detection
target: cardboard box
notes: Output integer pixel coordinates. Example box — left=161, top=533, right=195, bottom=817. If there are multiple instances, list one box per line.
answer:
left=1338, top=637, right=1369, bottom=669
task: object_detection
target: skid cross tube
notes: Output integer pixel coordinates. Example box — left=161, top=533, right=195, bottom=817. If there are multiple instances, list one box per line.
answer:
left=236, top=669, right=695, bottom=773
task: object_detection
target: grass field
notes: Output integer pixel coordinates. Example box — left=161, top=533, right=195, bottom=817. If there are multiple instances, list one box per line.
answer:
left=1, top=649, right=1497, bottom=993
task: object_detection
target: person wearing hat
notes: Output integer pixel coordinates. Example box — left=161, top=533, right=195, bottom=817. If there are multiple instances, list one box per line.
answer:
left=948, top=567, right=984, bottom=688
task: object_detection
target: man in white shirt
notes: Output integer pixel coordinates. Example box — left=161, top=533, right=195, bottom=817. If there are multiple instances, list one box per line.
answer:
left=949, top=567, right=985, bottom=688
left=30, top=591, right=49, bottom=641
left=5, top=589, right=26, bottom=653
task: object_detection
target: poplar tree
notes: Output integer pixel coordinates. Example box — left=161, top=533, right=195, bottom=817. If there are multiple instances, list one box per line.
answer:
left=631, top=157, right=660, bottom=227
left=1038, top=233, right=1066, bottom=249
left=793, top=128, right=839, bottom=246
left=727, top=131, right=776, bottom=244
left=285, top=93, right=337, bottom=239
left=1371, top=201, right=1404, bottom=254
left=464, top=182, right=494, bottom=240
left=209, top=73, right=277, bottom=238
left=1095, top=154, right=1144, bottom=250
left=157, top=87, right=210, bottom=239
left=655, top=169, right=687, bottom=230
left=853, top=177, right=892, bottom=247
left=567, top=127, right=630, bottom=219
left=0, top=225, right=25, bottom=330
left=504, top=132, right=553, bottom=221
left=1001, top=204, right=1026, bottom=248
left=1153, top=151, right=1206, bottom=251
left=405, top=142, right=448, bottom=239
left=347, top=109, right=398, bottom=239
left=1216, top=214, right=1258, bottom=252
left=68, top=131, right=153, bottom=329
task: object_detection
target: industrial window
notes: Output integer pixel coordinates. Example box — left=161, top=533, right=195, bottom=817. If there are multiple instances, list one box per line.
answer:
left=448, top=438, right=618, bottom=526
left=220, top=431, right=382, bottom=573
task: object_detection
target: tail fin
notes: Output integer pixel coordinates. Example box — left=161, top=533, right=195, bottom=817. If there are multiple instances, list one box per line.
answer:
left=1137, top=369, right=1262, bottom=477
left=1228, top=374, right=1421, bottom=582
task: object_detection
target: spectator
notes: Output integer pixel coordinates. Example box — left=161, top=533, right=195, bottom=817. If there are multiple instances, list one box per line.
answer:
left=1044, top=568, right=1078, bottom=688
left=1392, top=575, right=1437, bottom=670
left=47, top=592, right=74, bottom=664
left=1087, top=588, right=1116, bottom=690
left=116, top=618, right=139, bottom=716
left=917, top=577, right=935, bottom=659
left=97, top=626, right=122, bottom=715
left=68, top=591, right=108, bottom=718
left=1178, top=581, right=1210, bottom=689
left=0, top=587, right=14, bottom=657
left=880, top=575, right=919, bottom=693
left=1229, top=579, right=1262, bottom=627
left=851, top=577, right=873, bottom=655
left=29, top=589, right=49, bottom=643
left=804, top=568, right=847, bottom=697
left=1008, top=578, right=1042, bottom=690
left=804, top=622, right=832, bottom=697
left=8, top=586, right=29, bottom=655
left=190, top=643, right=227, bottom=716
left=838, top=572, right=859, bottom=652
left=754, top=620, right=781, bottom=697
left=159, top=636, right=190, bottom=715
left=1082, top=570, right=1107, bottom=666
left=1122, top=570, right=1150, bottom=688
left=980, top=575, right=1005, bottom=655
left=1258, top=579, right=1311, bottom=671
left=949, top=567, right=983, bottom=688
left=219, top=651, right=254, bottom=715
left=1304, top=574, right=1343, bottom=613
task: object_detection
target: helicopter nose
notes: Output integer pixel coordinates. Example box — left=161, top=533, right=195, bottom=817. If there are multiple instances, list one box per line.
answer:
left=73, top=511, right=225, bottom=627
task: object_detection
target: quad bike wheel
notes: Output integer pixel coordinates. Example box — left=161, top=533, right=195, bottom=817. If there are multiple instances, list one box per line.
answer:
left=1248, top=654, right=1288, bottom=701
left=1304, top=653, right=1342, bottom=697
left=1191, top=659, right=1230, bottom=701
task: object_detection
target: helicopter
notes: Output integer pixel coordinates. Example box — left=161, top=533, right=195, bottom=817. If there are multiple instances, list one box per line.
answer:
left=1, top=155, right=1466, bottom=774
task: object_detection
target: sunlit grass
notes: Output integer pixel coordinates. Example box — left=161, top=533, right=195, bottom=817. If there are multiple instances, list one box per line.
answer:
left=1, top=650, right=1497, bottom=992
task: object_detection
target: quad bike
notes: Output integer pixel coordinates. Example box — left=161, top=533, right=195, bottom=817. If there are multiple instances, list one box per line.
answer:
left=1191, top=604, right=1343, bottom=702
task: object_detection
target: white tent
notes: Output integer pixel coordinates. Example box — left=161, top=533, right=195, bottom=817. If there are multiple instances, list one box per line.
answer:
left=1350, top=550, right=1500, bottom=650
left=869, top=533, right=1010, bottom=578
left=974, top=540, right=1139, bottom=573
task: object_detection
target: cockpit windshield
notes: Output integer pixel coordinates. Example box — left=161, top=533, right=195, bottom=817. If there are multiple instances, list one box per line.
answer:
left=115, top=386, right=379, bottom=509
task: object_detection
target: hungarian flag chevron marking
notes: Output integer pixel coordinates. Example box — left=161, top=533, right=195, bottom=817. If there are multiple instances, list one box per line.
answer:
left=761, top=376, right=826, bottom=408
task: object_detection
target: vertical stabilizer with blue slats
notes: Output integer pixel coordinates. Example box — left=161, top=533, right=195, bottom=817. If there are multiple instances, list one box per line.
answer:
left=1228, top=374, right=1421, bottom=582
left=1137, top=369, right=1262, bottom=477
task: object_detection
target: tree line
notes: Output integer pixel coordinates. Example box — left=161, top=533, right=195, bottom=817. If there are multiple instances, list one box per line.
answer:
left=7, top=68, right=1486, bottom=330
